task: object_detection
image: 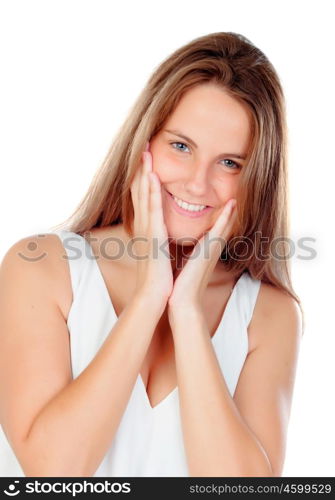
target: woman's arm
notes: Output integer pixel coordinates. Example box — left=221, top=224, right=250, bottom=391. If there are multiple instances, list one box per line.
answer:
left=0, top=236, right=164, bottom=477
left=169, top=287, right=301, bottom=477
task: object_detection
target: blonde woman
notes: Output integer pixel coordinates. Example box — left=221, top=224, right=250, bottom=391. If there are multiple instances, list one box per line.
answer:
left=0, top=32, right=303, bottom=477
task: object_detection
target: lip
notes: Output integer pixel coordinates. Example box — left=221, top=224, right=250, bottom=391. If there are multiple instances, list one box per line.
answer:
left=165, top=188, right=213, bottom=218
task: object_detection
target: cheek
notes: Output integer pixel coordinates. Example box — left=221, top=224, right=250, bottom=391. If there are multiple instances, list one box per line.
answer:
left=215, top=175, right=239, bottom=204
left=152, top=153, right=182, bottom=183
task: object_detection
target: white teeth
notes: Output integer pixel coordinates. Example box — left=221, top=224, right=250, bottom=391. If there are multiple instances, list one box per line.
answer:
left=172, top=195, right=206, bottom=212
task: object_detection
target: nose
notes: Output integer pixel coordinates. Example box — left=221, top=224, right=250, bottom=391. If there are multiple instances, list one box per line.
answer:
left=182, top=164, right=211, bottom=199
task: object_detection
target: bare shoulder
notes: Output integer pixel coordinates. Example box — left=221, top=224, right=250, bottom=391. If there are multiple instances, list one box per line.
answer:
left=234, top=281, right=302, bottom=476
left=0, top=234, right=74, bottom=462
left=0, top=233, right=73, bottom=320
left=248, top=281, right=303, bottom=352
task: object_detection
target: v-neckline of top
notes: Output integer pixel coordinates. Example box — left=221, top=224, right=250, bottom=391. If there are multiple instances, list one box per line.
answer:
left=77, top=231, right=245, bottom=411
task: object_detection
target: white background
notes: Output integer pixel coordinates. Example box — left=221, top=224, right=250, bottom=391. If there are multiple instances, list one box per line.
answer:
left=0, top=0, right=334, bottom=477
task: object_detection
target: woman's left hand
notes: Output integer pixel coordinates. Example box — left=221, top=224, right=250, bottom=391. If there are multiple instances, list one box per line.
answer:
left=167, top=199, right=238, bottom=314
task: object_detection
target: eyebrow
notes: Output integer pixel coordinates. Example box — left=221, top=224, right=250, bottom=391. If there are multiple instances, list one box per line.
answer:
left=164, top=128, right=247, bottom=160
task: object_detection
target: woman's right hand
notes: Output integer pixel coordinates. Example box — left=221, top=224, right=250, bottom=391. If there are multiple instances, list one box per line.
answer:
left=130, top=144, right=174, bottom=311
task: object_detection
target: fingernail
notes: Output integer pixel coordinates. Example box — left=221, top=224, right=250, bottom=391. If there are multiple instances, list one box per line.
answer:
left=145, top=141, right=150, bottom=152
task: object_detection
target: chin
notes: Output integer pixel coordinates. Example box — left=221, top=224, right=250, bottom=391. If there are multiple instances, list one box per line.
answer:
left=166, top=224, right=205, bottom=247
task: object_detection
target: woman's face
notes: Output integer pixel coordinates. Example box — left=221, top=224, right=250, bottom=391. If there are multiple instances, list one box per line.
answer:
left=149, top=83, right=252, bottom=244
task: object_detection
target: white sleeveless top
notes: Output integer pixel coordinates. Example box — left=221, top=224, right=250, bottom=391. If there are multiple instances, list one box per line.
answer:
left=0, top=229, right=261, bottom=477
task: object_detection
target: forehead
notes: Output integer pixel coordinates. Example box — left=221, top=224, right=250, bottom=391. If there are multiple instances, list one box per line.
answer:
left=164, top=83, right=252, bottom=149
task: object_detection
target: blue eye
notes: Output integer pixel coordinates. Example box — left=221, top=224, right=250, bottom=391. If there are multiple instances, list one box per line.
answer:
left=170, top=141, right=189, bottom=152
left=169, top=141, right=241, bottom=170
left=221, top=159, right=240, bottom=170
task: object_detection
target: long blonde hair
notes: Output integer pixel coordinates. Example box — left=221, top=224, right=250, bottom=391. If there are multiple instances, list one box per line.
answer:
left=49, top=31, right=305, bottom=333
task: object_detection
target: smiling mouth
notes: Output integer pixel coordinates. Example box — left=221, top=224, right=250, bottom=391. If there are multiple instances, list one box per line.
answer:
left=166, top=189, right=211, bottom=208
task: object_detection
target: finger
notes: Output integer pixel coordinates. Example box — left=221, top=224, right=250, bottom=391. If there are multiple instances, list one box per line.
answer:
left=130, top=169, right=139, bottom=214
left=194, top=201, right=236, bottom=265
left=139, top=151, right=151, bottom=231
left=130, top=150, right=150, bottom=230
left=209, top=199, right=236, bottom=238
left=148, top=171, right=167, bottom=240
left=130, top=154, right=143, bottom=219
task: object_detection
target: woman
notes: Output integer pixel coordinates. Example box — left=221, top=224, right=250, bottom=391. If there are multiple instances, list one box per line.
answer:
left=0, top=32, right=304, bottom=477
